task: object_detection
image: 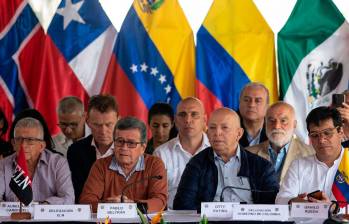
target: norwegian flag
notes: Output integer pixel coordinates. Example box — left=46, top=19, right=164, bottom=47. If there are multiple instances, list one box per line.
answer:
left=0, top=0, right=117, bottom=137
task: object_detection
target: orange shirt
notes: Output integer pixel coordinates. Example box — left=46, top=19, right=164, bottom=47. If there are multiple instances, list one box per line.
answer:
left=79, top=154, right=167, bottom=212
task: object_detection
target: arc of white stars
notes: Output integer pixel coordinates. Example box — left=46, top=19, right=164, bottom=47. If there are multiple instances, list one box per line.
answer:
left=56, top=0, right=85, bottom=30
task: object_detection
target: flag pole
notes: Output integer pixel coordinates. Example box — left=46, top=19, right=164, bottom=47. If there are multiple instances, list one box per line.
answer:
left=10, top=200, right=31, bottom=220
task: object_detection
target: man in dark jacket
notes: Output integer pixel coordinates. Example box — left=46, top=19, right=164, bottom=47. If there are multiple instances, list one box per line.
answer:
left=173, top=108, right=279, bottom=211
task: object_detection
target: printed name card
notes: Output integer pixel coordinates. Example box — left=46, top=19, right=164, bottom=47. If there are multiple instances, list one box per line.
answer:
left=0, top=202, right=37, bottom=216
left=201, top=202, right=237, bottom=219
left=97, top=203, right=137, bottom=219
left=291, top=203, right=329, bottom=219
left=33, top=204, right=91, bottom=220
left=232, top=204, right=289, bottom=221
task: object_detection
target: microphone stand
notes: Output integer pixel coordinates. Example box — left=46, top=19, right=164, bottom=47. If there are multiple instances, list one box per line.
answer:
left=220, top=185, right=276, bottom=202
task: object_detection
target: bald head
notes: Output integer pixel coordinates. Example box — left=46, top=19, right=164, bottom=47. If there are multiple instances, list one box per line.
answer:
left=175, top=97, right=206, bottom=138
left=208, top=108, right=244, bottom=162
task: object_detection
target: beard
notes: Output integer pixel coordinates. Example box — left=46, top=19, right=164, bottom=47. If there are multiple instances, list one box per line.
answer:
left=267, top=129, right=294, bottom=148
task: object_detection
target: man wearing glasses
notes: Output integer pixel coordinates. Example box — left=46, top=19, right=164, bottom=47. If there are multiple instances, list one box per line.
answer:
left=79, top=117, right=167, bottom=213
left=55, top=96, right=90, bottom=156
left=276, top=106, right=345, bottom=204
left=0, top=117, right=74, bottom=204
left=67, top=94, right=119, bottom=202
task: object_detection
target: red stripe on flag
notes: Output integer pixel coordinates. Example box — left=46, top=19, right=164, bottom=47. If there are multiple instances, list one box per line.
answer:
left=17, top=145, right=31, bottom=183
left=0, top=0, right=23, bottom=31
left=0, top=86, right=13, bottom=140
left=196, top=80, right=223, bottom=116
left=18, top=30, right=89, bottom=136
left=332, top=183, right=347, bottom=207
left=101, top=54, right=148, bottom=124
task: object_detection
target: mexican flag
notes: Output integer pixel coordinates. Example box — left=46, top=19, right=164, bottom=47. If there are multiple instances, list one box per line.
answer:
left=278, top=0, right=349, bottom=141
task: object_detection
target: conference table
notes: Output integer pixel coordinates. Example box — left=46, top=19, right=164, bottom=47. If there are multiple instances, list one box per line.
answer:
left=0, top=210, right=328, bottom=223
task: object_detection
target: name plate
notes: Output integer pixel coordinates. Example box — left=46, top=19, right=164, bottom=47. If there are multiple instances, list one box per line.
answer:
left=232, top=204, right=289, bottom=221
left=291, top=203, right=329, bottom=219
left=97, top=203, right=137, bottom=219
left=201, top=202, right=237, bottom=219
left=0, top=202, right=37, bottom=216
left=33, top=204, right=91, bottom=220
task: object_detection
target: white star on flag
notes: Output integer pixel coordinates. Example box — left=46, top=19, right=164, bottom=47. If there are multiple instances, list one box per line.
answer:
left=158, top=75, right=166, bottom=84
left=130, top=64, right=138, bottom=73
left=165, top=84, right=171, bottom=94
left=150, top=67, right=159, bottom=76
left=56, top=0, right=86, bottom=30
left=140, top=62, right=148, bottom=72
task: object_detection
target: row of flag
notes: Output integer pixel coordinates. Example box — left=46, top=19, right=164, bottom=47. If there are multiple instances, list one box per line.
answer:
left=1, top=0, right=349, bottom=143
left=2, top=0, right=349, bottom=209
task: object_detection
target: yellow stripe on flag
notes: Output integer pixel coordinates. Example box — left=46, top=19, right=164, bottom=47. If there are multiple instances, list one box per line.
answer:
left=202, top=0, right=277, bottom=103
left=134, top=0, right=195, bottom=98
left=338, top=148, right=349, bottom=184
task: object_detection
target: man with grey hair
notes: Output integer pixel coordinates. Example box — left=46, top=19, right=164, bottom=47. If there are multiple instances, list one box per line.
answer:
left=80, top=117, right=167, bottom=213
left=0, top=117, right=74, bottom=204
left=55, top=96, right=90, bottom=156
left=246, top=102, right=314, bottom=184
left=238, top=82, right=269, bottom=147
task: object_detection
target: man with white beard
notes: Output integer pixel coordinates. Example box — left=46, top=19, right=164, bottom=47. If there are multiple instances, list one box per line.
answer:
left=246, top=102, right=314, bottom=184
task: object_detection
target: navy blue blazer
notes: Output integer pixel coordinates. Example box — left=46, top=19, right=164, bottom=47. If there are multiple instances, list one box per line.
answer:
left=173, top=146, right=279, bottom=211
left=67, top=135, right=96, bottom=202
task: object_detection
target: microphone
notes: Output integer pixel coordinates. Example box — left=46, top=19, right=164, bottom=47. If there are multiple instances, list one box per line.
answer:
left=219, top=185, right=277, bottom=202
left=120, top=175, right=162, bottom=203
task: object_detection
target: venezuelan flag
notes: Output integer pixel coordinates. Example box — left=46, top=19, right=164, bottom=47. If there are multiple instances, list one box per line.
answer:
left=332, top=148, right=349, bottom=207
left=102, top=0, right=195, bottom=122
left=196, top=0, right=277, bottom=115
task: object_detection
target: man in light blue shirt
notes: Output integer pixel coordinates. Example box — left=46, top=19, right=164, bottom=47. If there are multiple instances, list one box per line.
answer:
left=247, top=102, right=314, bottom=184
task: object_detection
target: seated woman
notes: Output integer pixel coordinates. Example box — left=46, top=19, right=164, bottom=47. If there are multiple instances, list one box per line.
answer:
left=145, top=103, right=177, bottom=154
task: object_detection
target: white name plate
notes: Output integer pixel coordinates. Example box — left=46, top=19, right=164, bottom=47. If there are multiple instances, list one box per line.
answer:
left=201, top=202, right=237, bottom=219
left=291, top=202, right=329, bottom=219
left=0, top=202, right=37, bottom=216
left=97, top=203, right=137, bottom=219
left=34, top=204, right=91, bottom=220
left=232, top=204, right=289, bottom=221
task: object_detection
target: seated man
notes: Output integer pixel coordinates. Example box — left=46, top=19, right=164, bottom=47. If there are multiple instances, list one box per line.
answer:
left=55, top=96, right=90, bottom=156
left=336, top=90, right=349, bottom=147
left=247, top=102, right=314, bottom=184
left=79, top=117, right=167, bottom=213
left=173, top=108, right=278, bottom=211
left=0, top=117, right=74, bottom=204
left=276, top=106, right=345, bottom=204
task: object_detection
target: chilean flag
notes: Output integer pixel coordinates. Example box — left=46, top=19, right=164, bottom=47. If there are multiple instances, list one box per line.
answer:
left=0, top=0, right=117, bottom=137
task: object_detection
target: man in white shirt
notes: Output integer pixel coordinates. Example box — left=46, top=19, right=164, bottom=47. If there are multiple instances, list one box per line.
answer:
left=154, top=97, right=210, bottom=209
left=276, top=106, right=345, bottom=204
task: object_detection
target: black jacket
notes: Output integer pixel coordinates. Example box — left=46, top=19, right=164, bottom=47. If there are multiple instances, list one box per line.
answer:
left=67, top=135, right=96, bottom=202
left=173, top=146, right=279, bottom=211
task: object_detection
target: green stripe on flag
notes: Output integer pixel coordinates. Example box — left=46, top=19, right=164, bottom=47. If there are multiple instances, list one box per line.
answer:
left=278, top=0, right=345, bottom=98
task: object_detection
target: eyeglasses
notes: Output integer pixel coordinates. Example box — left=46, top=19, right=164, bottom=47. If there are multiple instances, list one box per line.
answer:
left=308, top=126, right=339, bottom=140
left=114, top=138, right=143, bottom=148
left=58, top=122, right=79, bottom=129
left=13, top=137, right=43, bottom=145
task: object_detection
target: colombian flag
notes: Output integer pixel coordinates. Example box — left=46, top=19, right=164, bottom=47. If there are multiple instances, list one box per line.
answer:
left=102, top=0, right=195, bottom=122
left=332, top=148, right=349, bottom=207
left=196, top=0, right=277, bottom=115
